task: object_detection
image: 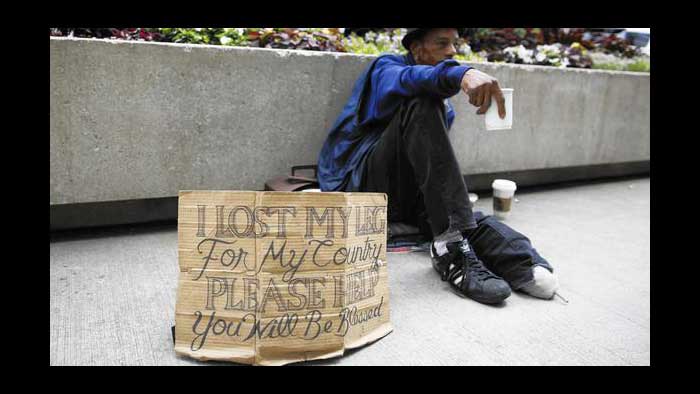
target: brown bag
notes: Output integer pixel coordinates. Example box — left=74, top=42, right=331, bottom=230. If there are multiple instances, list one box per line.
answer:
left=264, top=165, right=319, bottom=192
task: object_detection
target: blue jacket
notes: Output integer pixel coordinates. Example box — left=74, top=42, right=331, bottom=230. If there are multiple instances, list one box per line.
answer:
left=317, top=52, right=472, bottom=191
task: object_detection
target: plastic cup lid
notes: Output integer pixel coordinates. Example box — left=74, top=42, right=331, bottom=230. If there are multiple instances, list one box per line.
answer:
left=492, top=179, right=517, bottom=191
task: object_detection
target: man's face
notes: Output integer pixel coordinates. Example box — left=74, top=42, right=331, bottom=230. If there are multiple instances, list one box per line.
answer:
left=410, top=28, right=460, bottom=65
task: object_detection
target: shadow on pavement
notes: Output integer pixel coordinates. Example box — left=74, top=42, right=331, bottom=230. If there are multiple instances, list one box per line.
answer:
left=505, top=174, right=649, bottom=195
left=50, top=220, right=177, bottom=243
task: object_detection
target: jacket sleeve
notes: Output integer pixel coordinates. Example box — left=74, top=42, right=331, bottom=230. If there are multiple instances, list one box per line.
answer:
left=368, top=56, right=472, bottom=119
left=374, top=56, right=471, bottom=97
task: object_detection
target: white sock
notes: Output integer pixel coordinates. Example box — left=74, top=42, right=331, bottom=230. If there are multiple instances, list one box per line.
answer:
left=432, top=230, right=463, bottom=257
left=519, top=266, right=559, bottom=299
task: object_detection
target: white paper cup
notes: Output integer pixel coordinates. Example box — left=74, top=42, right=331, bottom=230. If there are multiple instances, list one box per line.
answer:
left=492, top=179, right=517, bottom=220
left=485, top=88, right=513, bottom=130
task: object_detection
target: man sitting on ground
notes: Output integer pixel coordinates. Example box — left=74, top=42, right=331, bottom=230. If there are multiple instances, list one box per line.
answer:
left=318, top=28, right=558, bottom=304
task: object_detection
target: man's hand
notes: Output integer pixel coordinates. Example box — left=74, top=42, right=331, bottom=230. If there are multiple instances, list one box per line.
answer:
left=461, top=69, right=506, bottom=119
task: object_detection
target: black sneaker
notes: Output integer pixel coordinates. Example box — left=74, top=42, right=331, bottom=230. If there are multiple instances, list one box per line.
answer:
left=431, top=239, right=511, bottom=304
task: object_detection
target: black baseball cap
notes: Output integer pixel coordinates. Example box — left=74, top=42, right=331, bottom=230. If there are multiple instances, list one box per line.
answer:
left=401, top=28, right=466, bottom=50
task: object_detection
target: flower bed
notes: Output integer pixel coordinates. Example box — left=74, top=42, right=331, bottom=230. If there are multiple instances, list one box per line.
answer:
left=49, top=28, right=649, bottom=73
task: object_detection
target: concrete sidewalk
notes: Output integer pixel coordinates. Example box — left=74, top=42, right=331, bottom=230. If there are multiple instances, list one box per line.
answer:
left=50, top=177, right=650, bottom=365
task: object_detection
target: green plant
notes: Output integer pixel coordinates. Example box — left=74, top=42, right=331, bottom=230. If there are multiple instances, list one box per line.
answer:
left=592, top=62, right=625, bottom=71
left=625, top=58, right=650, bottom=72
left=49, top=27, right=649, bottom=73
left=342, top=29, right=406, bottom=55
left=50, top=28, right=163, bottom=41
left=590, top=50, right=649, bottom=72
left=591, top=59, right=649, bottom=72
left=217, top=28, right=250, bottom=46
left=454, top=52, right=487, bottom=63
left=157, top=28, right=245, bottom=45
left=246, top=28, right=346, bottom=51
left=343, top=33, right=382, bottom=54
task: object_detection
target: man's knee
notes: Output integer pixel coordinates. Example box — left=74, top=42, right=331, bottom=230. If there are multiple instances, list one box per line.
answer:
left=404, top=95, right=444, bottom=114
left=401, top=95, right=447, bottom=129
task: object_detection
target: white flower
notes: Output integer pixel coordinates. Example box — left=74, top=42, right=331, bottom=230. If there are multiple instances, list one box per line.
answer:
left=537, top=44, right=562, bottom=58
left=535, top=52, right=547, bottom=62
left=220, top=36, right=232, bottom=45
left=376, top=33, right=391, bottom=44
left=518, top=46, right=532, bottom=60
left=505, top=45, right=534, bottom=63
left=459, top=43, right=472, bottom=55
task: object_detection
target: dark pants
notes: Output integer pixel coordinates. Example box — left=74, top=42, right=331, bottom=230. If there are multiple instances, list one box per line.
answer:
left=470, top=211, right=553, bottom=289
left=360, top=95, right=477, bottom=238
left=358, top=96, right=553, bottom=288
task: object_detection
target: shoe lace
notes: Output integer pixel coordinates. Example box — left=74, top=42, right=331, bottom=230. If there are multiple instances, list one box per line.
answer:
left=440, top=247, right=499, bottom=286
left=462, top=249, right=500, bottom=281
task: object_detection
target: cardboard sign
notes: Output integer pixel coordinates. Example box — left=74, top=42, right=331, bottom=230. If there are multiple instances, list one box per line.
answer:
left=174, top=191, right=393, bottom=365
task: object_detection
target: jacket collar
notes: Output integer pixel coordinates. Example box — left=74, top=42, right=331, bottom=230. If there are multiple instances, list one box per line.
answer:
left=405, top=52, right=417, bottom=65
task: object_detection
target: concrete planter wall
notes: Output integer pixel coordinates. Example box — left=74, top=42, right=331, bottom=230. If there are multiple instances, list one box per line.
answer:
left=51, top=37, right=649, bottom=209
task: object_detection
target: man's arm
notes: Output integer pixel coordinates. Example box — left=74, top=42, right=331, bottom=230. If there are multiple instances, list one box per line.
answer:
left=372, top=56, right=471, bottom=100
left=366, top=55, right=506, bottom=121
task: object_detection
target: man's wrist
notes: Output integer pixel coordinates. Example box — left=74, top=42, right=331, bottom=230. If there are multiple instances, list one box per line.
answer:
left=447, top=65, right=472, bottom=93
left=461, top=67, right=476, bottom=90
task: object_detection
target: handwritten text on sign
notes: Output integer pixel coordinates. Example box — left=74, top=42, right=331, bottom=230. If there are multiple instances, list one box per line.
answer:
left=187, top=204, right=387, bottom=352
